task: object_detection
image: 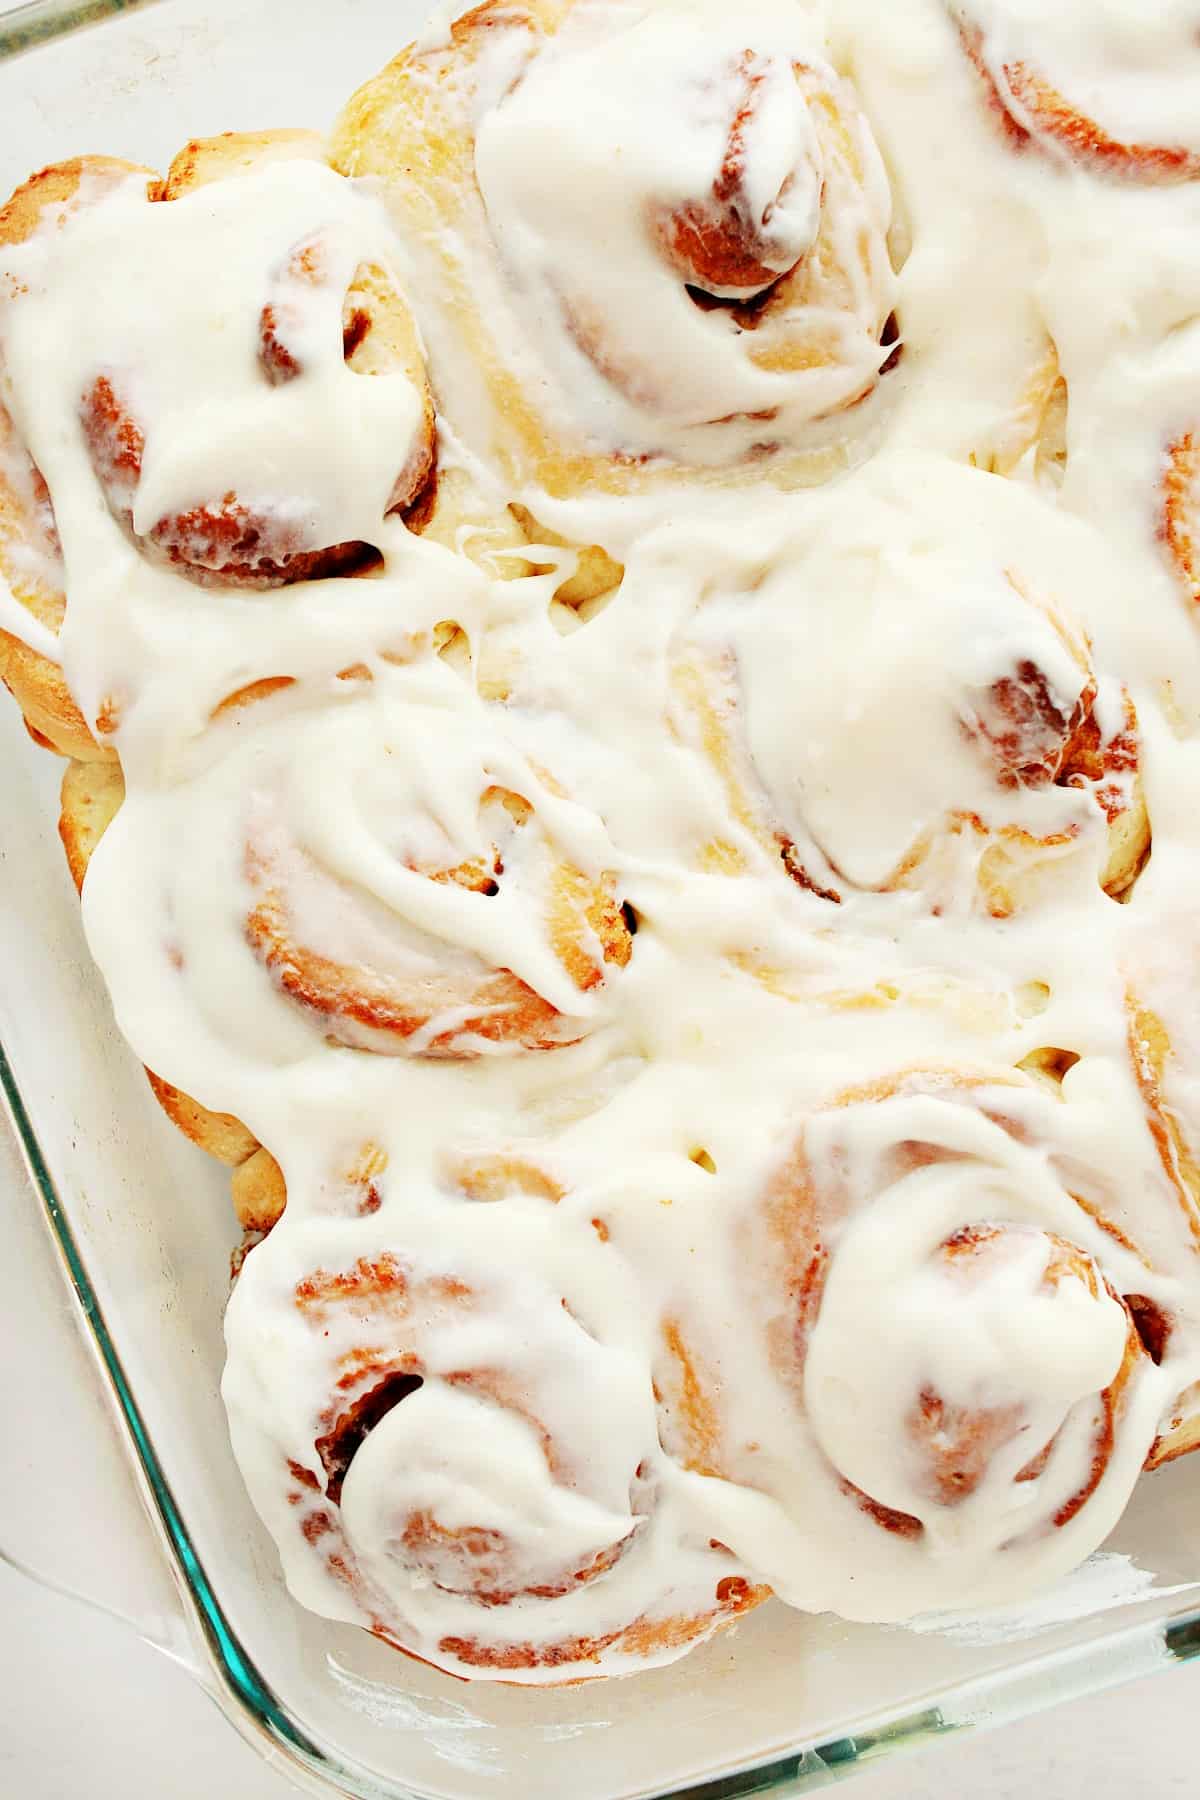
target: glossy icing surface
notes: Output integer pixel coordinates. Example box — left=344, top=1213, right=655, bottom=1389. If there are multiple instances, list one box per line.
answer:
left=3, top=0, right=1200, bottom=1683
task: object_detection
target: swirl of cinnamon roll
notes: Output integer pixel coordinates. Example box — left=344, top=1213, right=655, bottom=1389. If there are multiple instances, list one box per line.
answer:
left=244, top=710, right=631, bottom=1056
left=87, top=134, right=434, bottom=586
left=0, top=135, right=446, bottom=757
left=82, top=678, right=632, bottom=1066
left=222, top=1204, right=765, bottom=1682
left=0, top=134, right=435, bottom=617
left=671, top=456, right=1149, bottom=915
left=331, top=0, right=897, bottom=491
left=661, top=1064, right=1186, bottom=1618
left=950, top=0, right=1200, bottom=183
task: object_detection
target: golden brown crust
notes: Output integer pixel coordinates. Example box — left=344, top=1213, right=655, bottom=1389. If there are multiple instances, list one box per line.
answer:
left=507, top=504, right=624, bottom=616
left=1003, top=62, right=1200, bottom=184
left=0, top=156, right=158, bottom=252
left=245, top=878, right=568, bottom=1052
left=0, top=629, right=108, bottom=762
left=662, top=1066, right=1154, bottom=1546
left=1145, top=1388, right=1200, bottom=1470
left=440, top=1147, right=564, bottom=1204
left=656, top=1319, right=724, bottom=1480
left=979, top=683, right=1149, bottom=914
left=230, top=1144, right=288, bottom=1233
left=144, top=1070, right=259, bottom=1168
left=161, top=130, right=435, bottom=534
left=333, top=0, right=567, bottom=183
left=1164, top=432, right=1199, bottom=608
left=0, top=128, right=467, bottom=756
left=58, top=757, right=125, bottom=892
left=160, top=129, right=325, bottom=199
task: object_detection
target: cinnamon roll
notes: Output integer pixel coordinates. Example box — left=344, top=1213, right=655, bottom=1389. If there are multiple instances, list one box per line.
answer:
left=78, top=132, right=433, bottom=586
left=79, top=677, right=632, bottom=1067
left=246, top=713, right=630, bottom=1056
left=950, top=1, right=1200, bottom=182
left=671, top=456, right=1149, bottom=916
left=223, top=1205, right=766, bottom=1682
left=0, top=135, right=444, bottom=760
left=57, top=756, right=125, bottom=896
left=660, top=1063, right=1187, bottom=1618
left=331, top=0, right=897, bottom=494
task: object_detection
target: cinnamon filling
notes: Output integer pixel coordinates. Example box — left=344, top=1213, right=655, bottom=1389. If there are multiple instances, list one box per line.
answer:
left=317, top=1370, right=425, bottom=1506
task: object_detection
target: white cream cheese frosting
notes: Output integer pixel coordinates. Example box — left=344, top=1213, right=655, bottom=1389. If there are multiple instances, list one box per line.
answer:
left=2, top=0, right=1200, bottom=1683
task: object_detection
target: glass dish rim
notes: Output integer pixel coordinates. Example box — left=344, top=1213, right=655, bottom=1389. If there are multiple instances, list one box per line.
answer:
left=3, top=2, right=1200, bottom=1794
left=0, top=0, right=161, bottom=60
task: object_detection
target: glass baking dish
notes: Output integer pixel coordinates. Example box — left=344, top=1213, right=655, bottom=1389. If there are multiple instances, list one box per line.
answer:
left=3, top=2, right=1200, bottom=1794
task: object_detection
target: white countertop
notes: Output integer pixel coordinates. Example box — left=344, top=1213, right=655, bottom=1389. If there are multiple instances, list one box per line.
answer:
left=2, top=1558, right=1196, bottom=1799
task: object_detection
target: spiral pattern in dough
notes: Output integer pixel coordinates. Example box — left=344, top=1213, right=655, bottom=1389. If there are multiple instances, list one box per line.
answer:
left=331, top=0, right=897, bottom=489
left=241, top=693, right=632, bottom=1056
left=951, top=0, right=1200, bottom=182
left=671, top=458, right=1149, bottom=916
left=653, top=1065, right=1190, bottom=1620
left=74, top=135, right=435, bottom=588
left=223, top=1203, right=765, bottom=1681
